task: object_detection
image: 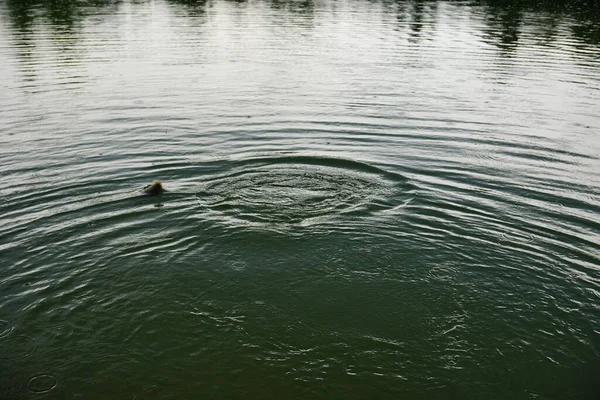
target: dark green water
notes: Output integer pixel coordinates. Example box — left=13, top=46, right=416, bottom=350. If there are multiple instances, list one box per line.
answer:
left=1, top=0, right=599, bottom=398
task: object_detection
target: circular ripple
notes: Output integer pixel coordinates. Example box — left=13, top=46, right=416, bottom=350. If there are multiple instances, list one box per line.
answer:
left=231, top=261, right=247, bottom=271
left=0, top=334, right=37, bottom=360
left=26, top=374, right=57, bottom=393
left=197, top=156, right=414, bottom=225
left=0, top=320, right=13, bottom=338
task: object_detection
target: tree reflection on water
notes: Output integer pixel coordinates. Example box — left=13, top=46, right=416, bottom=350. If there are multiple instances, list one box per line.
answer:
left=2, top=0, right=599, bottom=53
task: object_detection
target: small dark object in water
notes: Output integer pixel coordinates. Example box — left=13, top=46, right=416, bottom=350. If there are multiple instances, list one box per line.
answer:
left=143, top=180, right=164, bottom=196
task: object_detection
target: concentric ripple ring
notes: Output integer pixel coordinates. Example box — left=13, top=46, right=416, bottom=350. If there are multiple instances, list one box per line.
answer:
left=26, top=374, right=58, bottom=393
left=0, top=334, right=37, bottom=360
left=196, top=156, right=415, bottom=225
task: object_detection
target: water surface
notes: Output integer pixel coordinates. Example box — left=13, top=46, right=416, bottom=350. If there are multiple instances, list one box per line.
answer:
left=1, top=0, right=599, bottom=398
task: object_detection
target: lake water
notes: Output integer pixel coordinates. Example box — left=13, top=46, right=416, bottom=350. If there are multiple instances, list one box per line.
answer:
left=0, top=0, right=599, bottom=398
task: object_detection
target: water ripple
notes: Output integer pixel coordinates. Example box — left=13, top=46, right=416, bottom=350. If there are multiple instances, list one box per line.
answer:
left=0, top=0, right=599, bottom=398
left=196, top=156, right=415, bottom=226
left=0, top=334, right=37, bottom=360
left=26, top=374, right=58, bottom=394
left=0, top=320, right=13, bottom=338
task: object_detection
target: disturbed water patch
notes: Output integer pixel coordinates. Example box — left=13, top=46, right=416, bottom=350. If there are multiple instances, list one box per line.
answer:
left=0, top=320, right=13, bottom=338
left=0, top=334, right=37, bottom=360
left=132, top=384, right=168, bottom=399
left=196, top=156, right=415, bottom=226
left=26, top=374, right=58, bottom=394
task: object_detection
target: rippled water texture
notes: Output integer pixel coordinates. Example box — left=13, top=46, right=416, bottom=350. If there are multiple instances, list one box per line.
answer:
left=1, top=0, right=599, bottom=398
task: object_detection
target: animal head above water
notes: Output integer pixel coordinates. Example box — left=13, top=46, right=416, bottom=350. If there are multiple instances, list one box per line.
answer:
left=143, top=180, right=164, bottom=196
